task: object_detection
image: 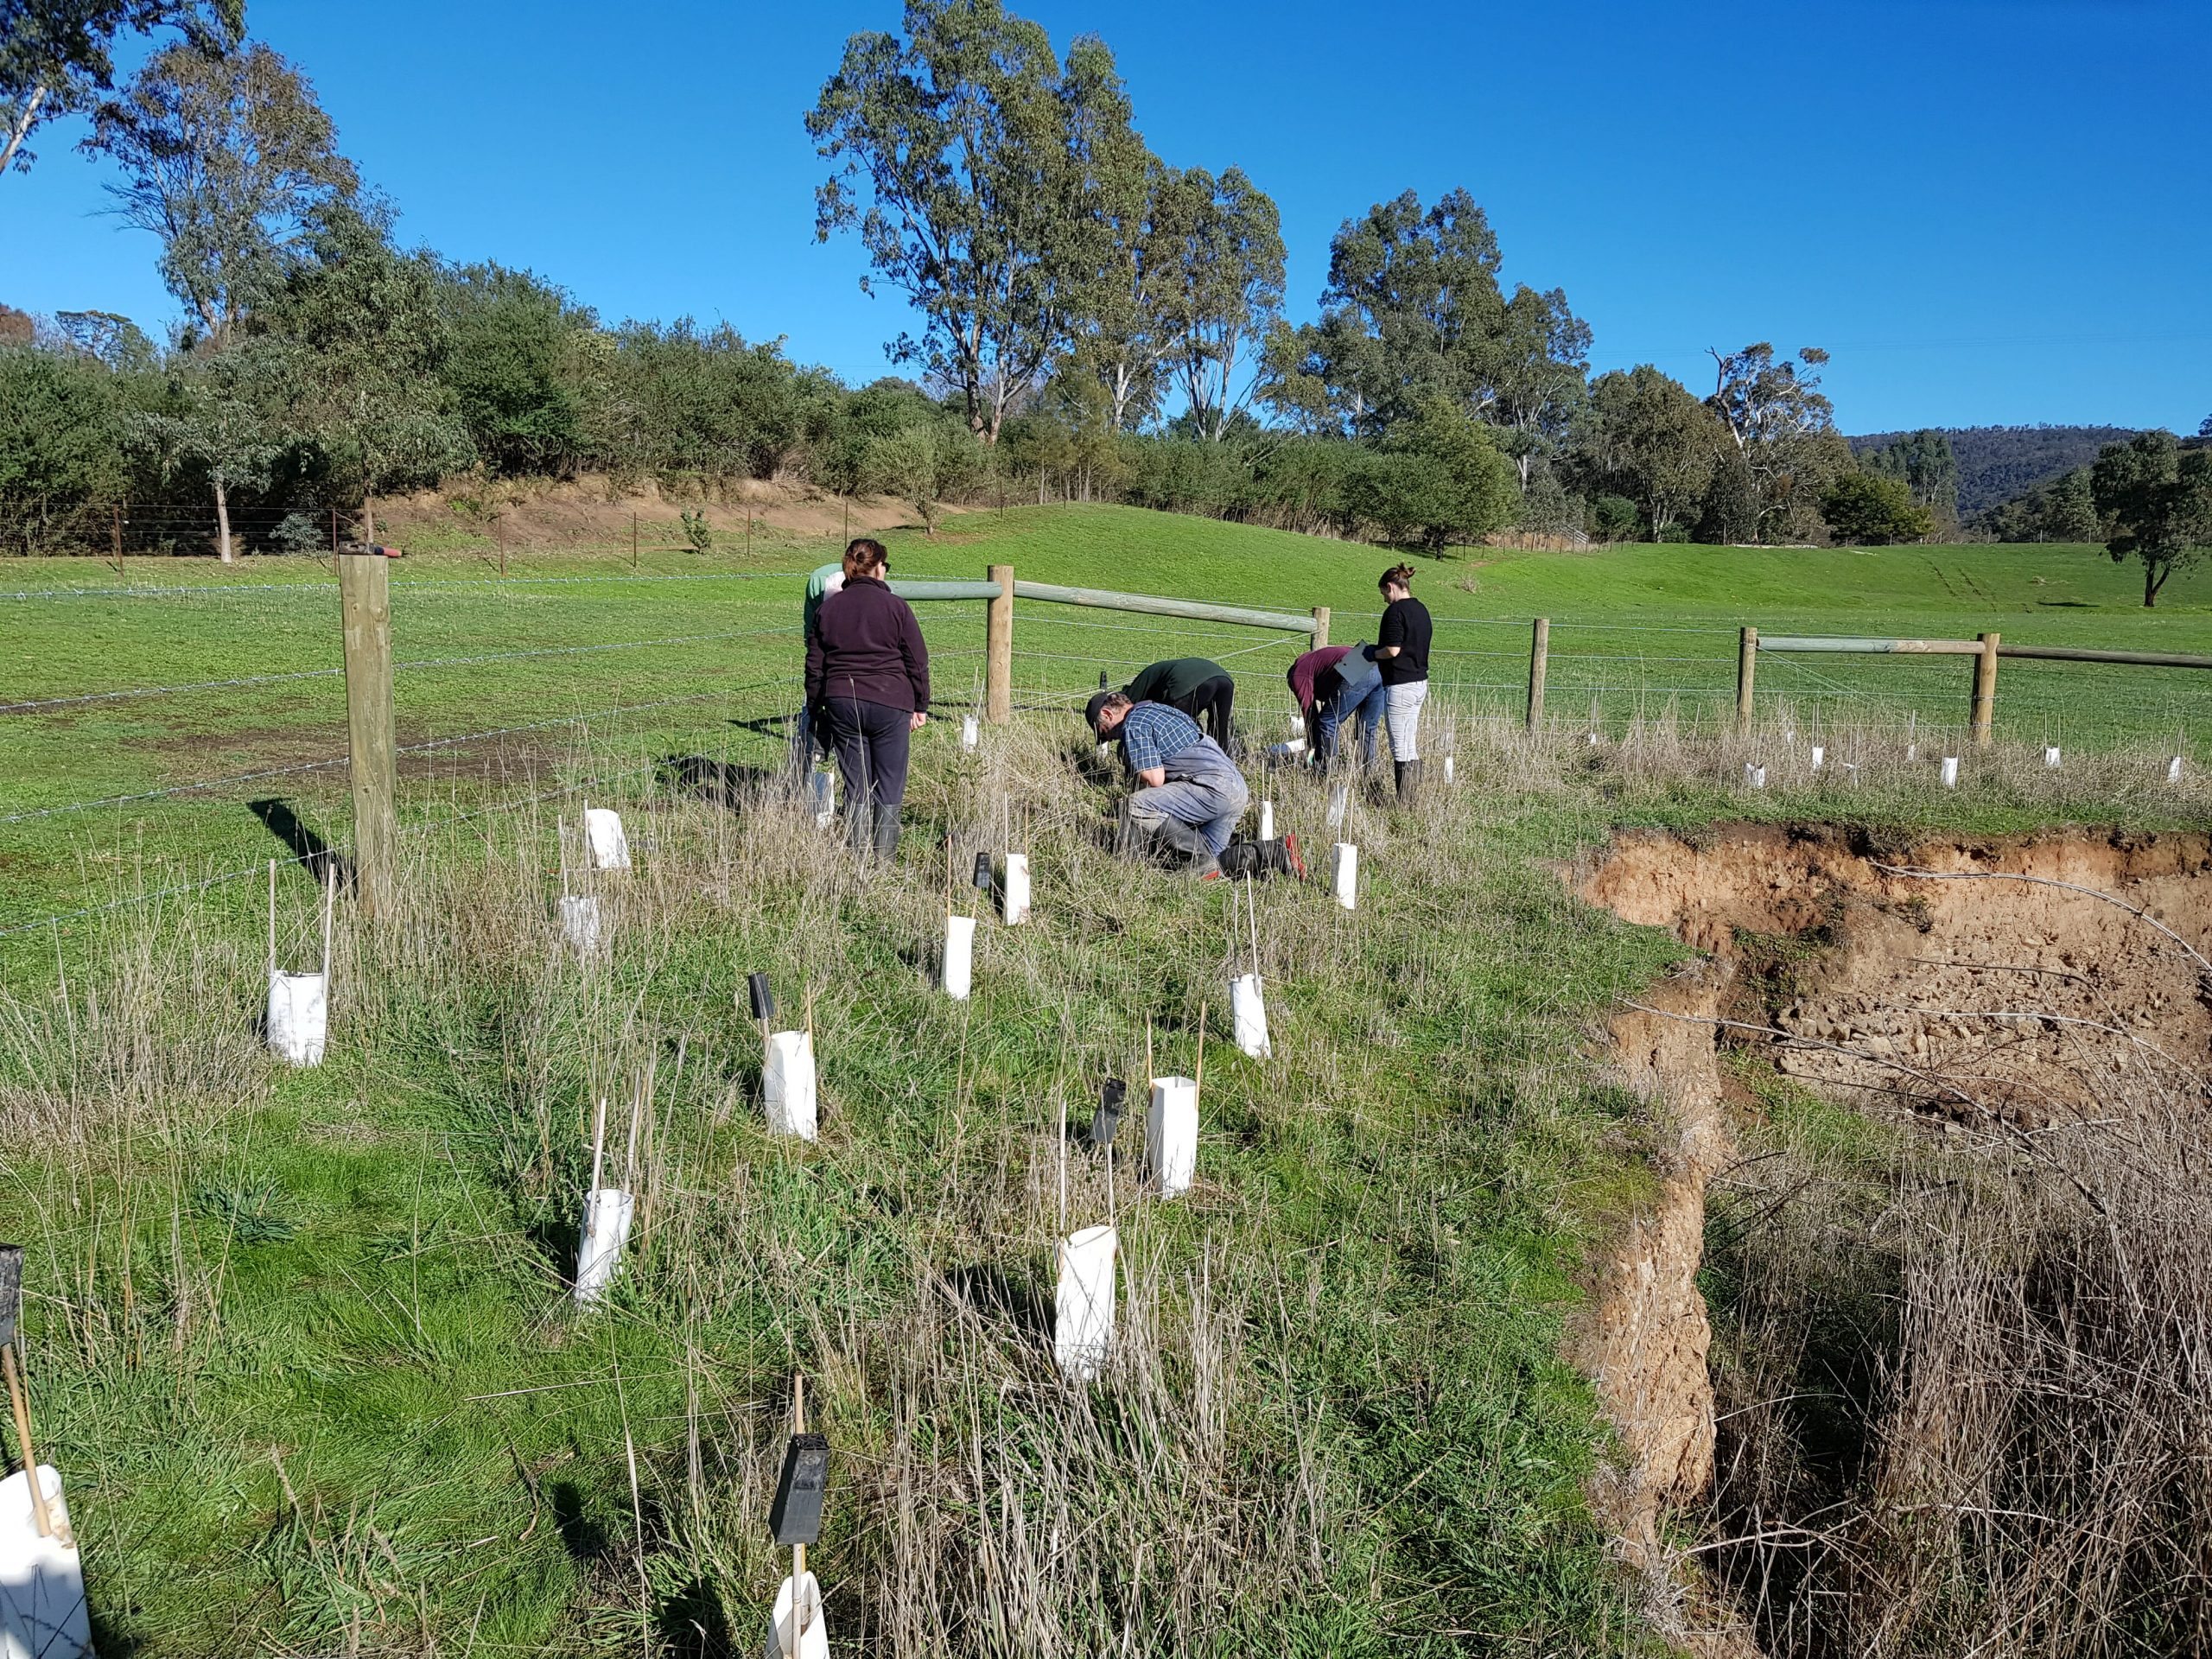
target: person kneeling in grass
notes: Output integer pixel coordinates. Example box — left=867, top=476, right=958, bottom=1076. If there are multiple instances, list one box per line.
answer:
left=1085, top=691, right=1300, bottom=880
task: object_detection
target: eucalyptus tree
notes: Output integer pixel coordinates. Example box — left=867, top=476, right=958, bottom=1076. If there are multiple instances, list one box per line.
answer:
left=0, top=0, right=240, bottom=180
left=1582, top=364, right=1726, bottom=539
left=1705, top=342, right=1848, bottom=542
left=1153, top=165, right=1284, bottom=442
left=808, top=0, right=1145, bottom=444
left=2092, top=429, right=2212, bottom=607
left=1258, top=186, right=1585, bottom=468
left=83, top=38, right=357, bottom=348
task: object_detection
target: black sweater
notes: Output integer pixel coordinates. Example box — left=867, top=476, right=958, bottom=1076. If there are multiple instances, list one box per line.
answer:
left=804, top=575, right=931, bottom=713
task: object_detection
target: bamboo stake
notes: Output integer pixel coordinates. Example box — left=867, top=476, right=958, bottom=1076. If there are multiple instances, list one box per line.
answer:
left=266, top=859, right=277, bottom=976
left=792, top=1373, right=810, bottom=1637
left=320, top=862, right=335, bottom=980
left=588, top=1096, right=608, bottom=1195
left=3, top=1345, right=53, bottom=1538
left=1193, top=1001, right=1207, bottom=1103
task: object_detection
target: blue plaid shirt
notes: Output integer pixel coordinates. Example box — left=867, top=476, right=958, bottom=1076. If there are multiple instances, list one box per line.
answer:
left=1118, top=701, right=1205, bottom=772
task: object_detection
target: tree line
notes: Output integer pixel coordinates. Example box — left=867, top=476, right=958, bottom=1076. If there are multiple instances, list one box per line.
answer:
left=3, top=0, right=2207, bottom=590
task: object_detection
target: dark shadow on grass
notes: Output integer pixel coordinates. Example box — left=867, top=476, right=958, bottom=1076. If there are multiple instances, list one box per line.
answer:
left=87, top=1599, right=142, bottom=1658
left=550, top=1480, right=609, bottom=1561
left=248, top=798, right=348, bottom=888
left=660, top=1578, right=735, bottom=1658
left=939, top=1263, right=1052, bottom=1339
left=659, top=753, right=780, bottom=810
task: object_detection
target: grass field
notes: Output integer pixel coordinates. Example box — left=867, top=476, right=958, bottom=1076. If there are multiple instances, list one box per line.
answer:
left=4, top=508, right=2211, bottom=1655
left=6, top=505, right=2212, bottom=946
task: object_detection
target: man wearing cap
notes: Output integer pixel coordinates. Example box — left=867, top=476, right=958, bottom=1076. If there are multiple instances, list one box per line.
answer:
left=1088, top=690, right=1287, bottom=877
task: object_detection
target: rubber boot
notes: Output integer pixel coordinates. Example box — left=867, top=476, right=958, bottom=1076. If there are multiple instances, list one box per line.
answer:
left=1217, top=840, right=1263, bottom=880
left=873, top=803, right=902, bottom=863
left=845, top=799, right=873, bottom=857
left=1395, top=760, right=1423, bottom=804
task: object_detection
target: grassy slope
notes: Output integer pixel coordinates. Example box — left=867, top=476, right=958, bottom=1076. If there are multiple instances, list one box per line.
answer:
left=8, top=507, right=2209, bottom=1654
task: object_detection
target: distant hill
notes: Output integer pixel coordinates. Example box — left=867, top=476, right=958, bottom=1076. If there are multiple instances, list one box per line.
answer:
left=1848, top=425, right=2139, bottom=517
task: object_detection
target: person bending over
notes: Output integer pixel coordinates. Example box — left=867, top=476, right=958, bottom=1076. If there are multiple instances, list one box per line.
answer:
left=1373, top=563, right=1433, bottom=802
left=805, top=538, right=927, bottom=861
left=1086, top=690, right=1249, bottom=875
left=1286, top=642, right=1382, bottom=767
left=1123, top=657, right=1236, bottom=750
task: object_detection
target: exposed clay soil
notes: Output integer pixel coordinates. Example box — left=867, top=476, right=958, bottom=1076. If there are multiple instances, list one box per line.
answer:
left=1567, top=822, right=2212, bottom=1652
left=1584, top=823, right=2212, bottom=1127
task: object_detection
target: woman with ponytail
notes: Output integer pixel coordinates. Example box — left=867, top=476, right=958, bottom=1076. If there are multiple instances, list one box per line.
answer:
left=1372, top=563, right=1432, bottom=803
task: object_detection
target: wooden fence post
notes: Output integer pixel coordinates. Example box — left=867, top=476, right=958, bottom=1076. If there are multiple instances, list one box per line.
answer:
left=1526, top=617, right=1549, bottom=731
left=985, top=564, right=1014, bottom=725
left=1737, top=626, right=1758, bottom=734
left=111, top=504, right=123, bottom=577
left=632, top=511, right=639, bottom=570
left=1972, top=631, right=1999, bottom=747
left=1310, top=606, right=1330, bottom=649
left=338, top=550, right=397, bottom=918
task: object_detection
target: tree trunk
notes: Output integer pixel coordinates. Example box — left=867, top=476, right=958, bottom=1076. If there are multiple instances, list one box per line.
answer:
left=0, top=86, right=45, bottom=181
left=213, top=475, right=234, bottom=564
left=2146, top=559, right=2165, bottom=608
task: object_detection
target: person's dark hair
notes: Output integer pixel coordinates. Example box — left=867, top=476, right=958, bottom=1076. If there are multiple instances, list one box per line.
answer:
left=1084, top=690, right=1130, bottom=735
left=1380, top=563, right=1415, bottom=593
left=843, top=537, right=889, bottom=581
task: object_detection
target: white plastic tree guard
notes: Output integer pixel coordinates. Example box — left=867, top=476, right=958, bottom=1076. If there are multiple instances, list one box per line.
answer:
left=1443, top=755, right=1455, bottom=785
left=810, top=769, right=836, bottom=830
left=1054, top=1224, right=1117, bottom=1382
left=583, top=807, right=632, bottom=871
left=1325, top=783, right=1349, bottom=831
left=573, top=1187, right=634, bottom=1304
left=0, top=1466, right=87, bottom=1659
left=764, top=1031, right=817, bottom=1141
left=265, top=973, right=327, bottom=1067
left=943, top=914, right=976, bottom=1000
left=560, top=894, right=605, bottom=957
left=1257, top=799, right=1274, bottom=840
left=1331, top=843, right=1358, bottom=911
left=961, top=715, right=979, bottom=751
left=1745, top=764, right=1766, bottom=790
left=1941, top=756, right=1960, bottom=788
left=766, top=1568, right=828, bottom=1659
left=1147, top=1077, right=1198, bottom=1199
left=2170, top=755, right=2185, bottom=784
left=265, top=860, right=333, bottom=1067
left=2045, top=745, right=2063, bottom=768
left=1809, top=745, right=1825, bottom=772
left=1002, top=854, right=1032, bottom=925
left=1229, top=973, right=1272, bottom=1059
left=1907, top=743, right=1919, bottom=761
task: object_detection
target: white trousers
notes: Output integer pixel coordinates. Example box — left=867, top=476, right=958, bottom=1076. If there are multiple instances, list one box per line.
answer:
left=1384, top=681, right=1427, bottom=762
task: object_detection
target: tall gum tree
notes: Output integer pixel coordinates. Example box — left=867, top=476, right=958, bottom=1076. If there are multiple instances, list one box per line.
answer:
left=807, top=0, right=1139, bottom=445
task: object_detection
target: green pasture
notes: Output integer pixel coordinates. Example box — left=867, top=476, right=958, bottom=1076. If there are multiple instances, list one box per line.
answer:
left=4, top=505, right=2209, bottom=1654
left=3, top=505, right=2208, bottom=946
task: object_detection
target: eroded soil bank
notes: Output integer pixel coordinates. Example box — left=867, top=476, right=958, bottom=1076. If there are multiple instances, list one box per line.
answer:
left=1569, top=822, right=2212, bottom=1651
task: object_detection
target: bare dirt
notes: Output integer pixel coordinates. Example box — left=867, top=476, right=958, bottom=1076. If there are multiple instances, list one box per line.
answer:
left=376, top=474, right=964, bottom=551
left=1567, top=821, right=2212, bottom=1653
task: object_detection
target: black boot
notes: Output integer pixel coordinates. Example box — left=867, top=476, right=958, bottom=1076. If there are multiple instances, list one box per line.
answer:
left=1395, top=760, right=1423, bottom=804
left=845, top=800, right=873, bottom=856
left=873, top=803, right=902, bottom=863
left=1217, top=840, right=1264, bottom=880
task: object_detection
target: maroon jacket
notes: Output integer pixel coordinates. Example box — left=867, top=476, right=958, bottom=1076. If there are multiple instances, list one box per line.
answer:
left=805, top=575, right=931, bottom=714
left=1287, top=645, right=1354, bottom=712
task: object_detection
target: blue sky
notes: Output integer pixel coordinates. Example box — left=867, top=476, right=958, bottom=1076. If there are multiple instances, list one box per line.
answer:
left=3, top=0, right=2207, bottom=435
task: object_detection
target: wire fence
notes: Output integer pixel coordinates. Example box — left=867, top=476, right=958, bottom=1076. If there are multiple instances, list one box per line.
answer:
left=8, top=564, right=2212, bottom=948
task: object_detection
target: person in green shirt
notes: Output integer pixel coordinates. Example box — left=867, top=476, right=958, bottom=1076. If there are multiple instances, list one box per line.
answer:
left=793, top=557, right=849, bottom=775
left=1123, top=657, right=1235, bottom=750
